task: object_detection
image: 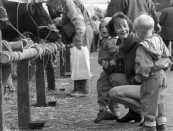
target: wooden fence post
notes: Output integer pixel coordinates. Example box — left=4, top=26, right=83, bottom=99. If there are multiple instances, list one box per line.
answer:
left=44, top=55, right=55, bottom=91
left=36, top=57, right=47, bottom=107
left=60, top=50, right=66, bottom=77
left=17, top=60, right=30, bottom=129
left=0, top=30, right=4, bottom=131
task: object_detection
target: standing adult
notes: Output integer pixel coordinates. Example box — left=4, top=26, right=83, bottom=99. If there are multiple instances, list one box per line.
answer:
left=106, top=0, right=161, bottom=33
left=159, top=0, right=173, bottom=71
left=53, top=0, right=93, bottom=97
left=105, top=0, right=123, bottom=17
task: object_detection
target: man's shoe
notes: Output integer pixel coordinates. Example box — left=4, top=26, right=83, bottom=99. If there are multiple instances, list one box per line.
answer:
left=156, top=124, right=167, bottom=131
left=69, top=89, right=77, bottom=94
left=116, top=109, right=142, bottom=123
left=94, top=110, right=108, bottom=123
left=139, top=120, right=145, bottom=126
left=70, top=92, right=89, bottom=97
left=136, top=126, right=156, bottom=131
left=104, top=112, right=120, bottom=120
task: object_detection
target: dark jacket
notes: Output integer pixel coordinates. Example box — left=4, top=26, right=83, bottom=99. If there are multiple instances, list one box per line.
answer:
left=122, top=0, right=159, bottom=24
left=159, top=5, right=173, bottom=40
left=98, top=37, right=119, bottom=65
left=116, top=32, right=140, bottom=84
left=105, top=0, right=123, bottom=17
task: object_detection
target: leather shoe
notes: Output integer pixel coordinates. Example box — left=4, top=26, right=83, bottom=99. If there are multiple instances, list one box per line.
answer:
left=94, top=110, right=108, bottom=123
left=116, top=109, right=142, bottom=123
left=136, top=126, right=156, bottom=131
left=104, top=112, right=120, bottom=120
left=156, top=124, right=167, bottom=131
left=139, top=120, right=145, bottom=126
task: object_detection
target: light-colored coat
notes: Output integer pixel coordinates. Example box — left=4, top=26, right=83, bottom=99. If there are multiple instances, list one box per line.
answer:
left=135, top=34, right=172, bottom=81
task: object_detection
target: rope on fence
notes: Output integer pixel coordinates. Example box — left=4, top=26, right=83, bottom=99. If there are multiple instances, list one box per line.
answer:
left=0, top=40, right=62, bottom=65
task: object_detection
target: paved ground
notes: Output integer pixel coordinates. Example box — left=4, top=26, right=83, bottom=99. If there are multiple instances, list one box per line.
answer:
left=4, top=51, right=173, bottom=131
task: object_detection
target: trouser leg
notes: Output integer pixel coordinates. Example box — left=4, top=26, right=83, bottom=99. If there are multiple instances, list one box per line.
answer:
left=141, top=71, right=166, bottom=127
left=109, top=85, right=141, bottom=114
left=97, top=71, right=113, bottom=109
left=74, top=79, right=90, bottom=94
left=156, top=87, right=167, bottom=125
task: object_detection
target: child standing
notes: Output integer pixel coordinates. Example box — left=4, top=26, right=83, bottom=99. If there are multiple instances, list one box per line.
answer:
left=134, top=14, right=172, bottom=131
left=94, top=17, right=121, bottom=123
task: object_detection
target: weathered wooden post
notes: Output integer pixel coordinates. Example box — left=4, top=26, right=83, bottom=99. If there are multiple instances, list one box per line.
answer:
left=35, top=57, right=47, bottom=106
left=0, top=29, right=4, bottom=131
left=36, top=56, right=57, bottom=107
left=0, top=6, right=8, bottom=131
left=44, top=55, right=55, bottom=91
left=17, top=60, right=31, bottom=129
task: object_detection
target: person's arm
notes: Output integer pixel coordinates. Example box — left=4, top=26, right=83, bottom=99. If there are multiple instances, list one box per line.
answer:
left=107, top=38, right=119, bottom=66
left=134, top=45, right=154, bottom=83
left=121, top=0, right=128, bottom=14
left=159, top=10, right=167, bottom=26
left=66, top=0, right=86, bottom=49
left=148, top=0, right=161, bottom=33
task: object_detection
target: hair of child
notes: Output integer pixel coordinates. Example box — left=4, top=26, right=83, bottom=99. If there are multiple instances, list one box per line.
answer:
left=134, top=14, right=154, bottom=33
left=99, top=17, right=112, bottom=31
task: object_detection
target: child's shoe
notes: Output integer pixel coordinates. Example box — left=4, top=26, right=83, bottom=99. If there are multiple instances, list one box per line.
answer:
left=136, top=126, right=156, bottom=131
left=156, top=124, right=167, bottom=131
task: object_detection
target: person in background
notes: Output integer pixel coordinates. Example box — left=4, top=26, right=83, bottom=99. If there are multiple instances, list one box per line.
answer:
left=106, top=0, right=161, bottom=33
left=94, top=17, right=121, bottom=123
left=121, top=0, right=161, bottom=33
left=105, top=0, right=123, bottom=17
left=53, top=0, right=93, bottom=97
left=159, top=0, right=173, bottom=71
left=134, top=14, right=170, bottom=131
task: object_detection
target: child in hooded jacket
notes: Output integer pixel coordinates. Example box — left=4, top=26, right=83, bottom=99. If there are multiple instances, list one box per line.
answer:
left=134, top=14, right=172, bottom=131
left=98, top=18, right=120, bottom=74
left=94, top=17, right=121, bottom=123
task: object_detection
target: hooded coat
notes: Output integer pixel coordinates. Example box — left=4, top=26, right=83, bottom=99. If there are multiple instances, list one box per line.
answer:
left=135, top=34, right=172, bottom=81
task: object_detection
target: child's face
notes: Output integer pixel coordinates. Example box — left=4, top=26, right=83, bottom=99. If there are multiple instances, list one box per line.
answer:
left=100, top=21, right=109, bottom=38
left=114, top=18, right=129, bottom=39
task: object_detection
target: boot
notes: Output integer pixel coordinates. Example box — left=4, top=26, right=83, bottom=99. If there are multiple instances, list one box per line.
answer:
left=156, top=124, right=167, bottom=131
left=94, top=110, right=108, bottom=123
left=136, top=126, right=156, bottom=131
left=116, top=109, right=142, bottom=123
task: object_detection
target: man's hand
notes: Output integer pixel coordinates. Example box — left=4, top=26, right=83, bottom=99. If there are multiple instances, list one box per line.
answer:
left=155, top=24, right=161, bottom=34
left=53, top=17, right=62, bottom=27
left=73, top=42, right=82, bottom=50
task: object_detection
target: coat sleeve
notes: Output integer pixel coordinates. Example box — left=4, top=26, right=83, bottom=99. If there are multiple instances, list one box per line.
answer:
left=148, top=0, right=159, bottom=25
left=66, top=0, right=86, bottom=44
left=159, top=10, right=167, bottom=26
left=122, top=0, right=128, bottom=14
left=107, top=38, right=119, bottom=56
left=135, top=45, right=154, bottom=81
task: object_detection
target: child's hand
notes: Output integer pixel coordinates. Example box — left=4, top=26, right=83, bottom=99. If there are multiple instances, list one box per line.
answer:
left=101, top=61, right=109, bottom=70
left=109, top=60, right=117, bottom=66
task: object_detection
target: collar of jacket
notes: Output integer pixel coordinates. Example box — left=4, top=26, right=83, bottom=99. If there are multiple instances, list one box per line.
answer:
left=121, top=32, right=139, bottom=51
